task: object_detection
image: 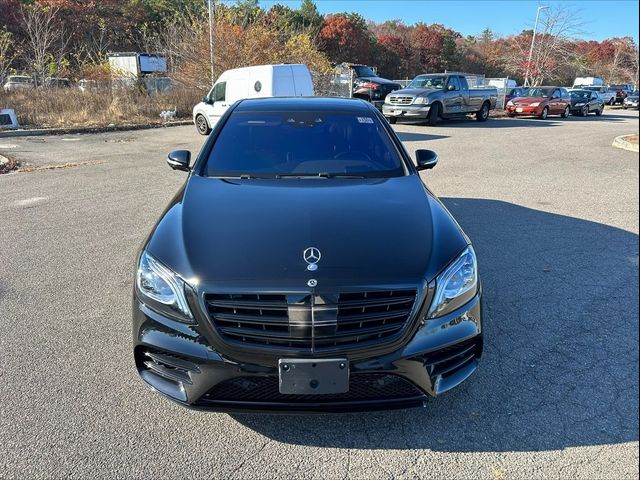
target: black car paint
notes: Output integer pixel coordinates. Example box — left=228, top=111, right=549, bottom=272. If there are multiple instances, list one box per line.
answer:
left=134, top=97, right=483, bottom=412
left=569, top=90, right=605, bottom=115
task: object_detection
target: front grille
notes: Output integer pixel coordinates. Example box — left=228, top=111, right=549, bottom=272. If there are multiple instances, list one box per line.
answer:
left=200, top=374, right=424, bottom=404
left=205, top=289, right=418, bottom=353
left=388, top=95, right=414, bottom=105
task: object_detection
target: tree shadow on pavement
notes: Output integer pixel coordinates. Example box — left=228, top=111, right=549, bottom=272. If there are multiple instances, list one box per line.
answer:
left=233, top=198, right=639, bottom=452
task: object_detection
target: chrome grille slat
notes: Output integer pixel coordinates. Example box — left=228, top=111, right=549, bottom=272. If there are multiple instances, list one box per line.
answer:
left=205, top=289, right=417, bottom=353
left=388, top=96, right=414, bottom=105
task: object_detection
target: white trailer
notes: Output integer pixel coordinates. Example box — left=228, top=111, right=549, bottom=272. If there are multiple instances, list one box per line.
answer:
left=108, top=53, right=167, bottom=79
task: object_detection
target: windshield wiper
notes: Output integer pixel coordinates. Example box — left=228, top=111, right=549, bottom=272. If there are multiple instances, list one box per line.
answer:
left=274, top=172, right=366, bottom=179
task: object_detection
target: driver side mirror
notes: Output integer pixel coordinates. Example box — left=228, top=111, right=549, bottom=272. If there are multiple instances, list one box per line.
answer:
left=167, top=150, right=191, bottom=172
left=416, top=149, right=438, bottom=170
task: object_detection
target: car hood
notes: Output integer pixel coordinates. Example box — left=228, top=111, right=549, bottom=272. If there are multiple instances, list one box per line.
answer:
left=358, top=76, right=401, bottom=87
left=513, top=96, right=548, bottom=104
left=146, top=175, right=467, bottom=291
left=389, top=88, right=441, bottom=97
left=570, top=97, right=590, bottom=105
left=626, top=95, right=639, bottom=101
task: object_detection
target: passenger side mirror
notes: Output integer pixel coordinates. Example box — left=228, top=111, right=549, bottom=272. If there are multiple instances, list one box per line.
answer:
left=416, top=149, right=438, bottom=170
left=447, top=84, right=456, bottom=91
left=167, top=150, right=191, bottom=172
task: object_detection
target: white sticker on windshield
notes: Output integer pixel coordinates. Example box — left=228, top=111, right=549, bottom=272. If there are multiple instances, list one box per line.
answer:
left=357, top=117, right=374, bottom=124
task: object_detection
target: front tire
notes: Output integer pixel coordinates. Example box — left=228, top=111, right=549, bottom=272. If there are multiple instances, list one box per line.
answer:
left=561, top=105, right=570, bottom=118
left=539, top=106, right=549, bottom=120
left=387, top=117, right=397, bottom=124
left=427, top=102, right=440, bottom=126
left=195, top=114, right=211, bottom=135
left=609, top=97, right=615, bottom=106
left=476, top=102, right=490, bottom=121
left=581, top=105, right=589, bottom=116
left=595, top=106, right=603, bottom=116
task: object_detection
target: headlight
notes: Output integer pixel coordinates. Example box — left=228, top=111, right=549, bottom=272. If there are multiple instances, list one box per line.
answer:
left=385, top=94, right=391, bottom=103
left=413, top=96, right=429, bottom=105
left=428, top=246, right=478, bottom=318
left=575, top=102, right=585, bottom=106
left=136, top=251, right=193, bottom=322
left=529, top=102, right=540, bottom=107
left=506, top=100, right=514, bottom=106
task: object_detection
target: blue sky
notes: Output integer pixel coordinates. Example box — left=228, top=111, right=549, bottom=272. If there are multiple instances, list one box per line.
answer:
left=249, top=0, right=639, bottom=42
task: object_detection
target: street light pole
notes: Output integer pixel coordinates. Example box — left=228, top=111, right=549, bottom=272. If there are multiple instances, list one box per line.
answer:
left=524, top=5, right=548, bottom=87
left=208, top=0, right=215, bottom=86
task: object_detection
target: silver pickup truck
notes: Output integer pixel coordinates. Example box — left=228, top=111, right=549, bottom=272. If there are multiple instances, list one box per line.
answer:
left=382, top=73, right=498, bottom=125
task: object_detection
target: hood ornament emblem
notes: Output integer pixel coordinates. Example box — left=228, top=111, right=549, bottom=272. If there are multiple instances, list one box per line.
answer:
left=303, top=247, right=321, bottom=271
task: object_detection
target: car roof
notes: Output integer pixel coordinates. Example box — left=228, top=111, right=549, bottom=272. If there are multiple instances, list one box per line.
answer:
left=234, top=97, right=375, bottom=114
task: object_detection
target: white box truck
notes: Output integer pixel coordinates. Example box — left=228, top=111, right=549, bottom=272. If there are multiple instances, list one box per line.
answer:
left=572, top=77, right=604, bottom=88
left=108, top=53, right=167, bottom=78
left=192, top=64, right=314, bottom=135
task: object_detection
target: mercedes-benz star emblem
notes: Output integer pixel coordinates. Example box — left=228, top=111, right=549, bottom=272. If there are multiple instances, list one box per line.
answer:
left=303, top=247, right=321, bottom=271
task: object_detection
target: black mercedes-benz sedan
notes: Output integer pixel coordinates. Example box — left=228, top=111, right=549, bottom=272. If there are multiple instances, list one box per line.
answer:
left=133, top=97, right=483, bottom=413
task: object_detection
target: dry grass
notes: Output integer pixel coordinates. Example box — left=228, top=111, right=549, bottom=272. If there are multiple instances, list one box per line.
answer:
left=625, top=134, right=639, bottom=144
left=0, top=87, right=204, bottom=129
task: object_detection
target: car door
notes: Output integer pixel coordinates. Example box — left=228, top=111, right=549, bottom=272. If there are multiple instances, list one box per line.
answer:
left=590, top=92, right=601, bottom=111
left=208, top=81, right=227, bottom=127
left=444, top=76, right=463, bottom=114
left=560, top=88, right=571, bottom=112
left=548, top=89, right=560, bottom=115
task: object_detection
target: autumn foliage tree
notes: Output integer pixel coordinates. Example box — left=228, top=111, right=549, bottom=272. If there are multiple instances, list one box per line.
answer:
left=0, top=0, right=638, bottom=89
left=319, top=14, right=372, bottom=65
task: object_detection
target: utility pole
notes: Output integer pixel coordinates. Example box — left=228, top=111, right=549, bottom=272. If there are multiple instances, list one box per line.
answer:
left=524, top=5, right=549, bottom=87
left=208, top=0, right=215, bottom=86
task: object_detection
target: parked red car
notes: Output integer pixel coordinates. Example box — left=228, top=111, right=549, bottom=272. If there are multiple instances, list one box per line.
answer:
left=506, top=86, right=571, bottom=119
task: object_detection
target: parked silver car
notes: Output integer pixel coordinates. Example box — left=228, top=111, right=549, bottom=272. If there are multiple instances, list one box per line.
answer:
left=3, top=75, right=35, bottom=93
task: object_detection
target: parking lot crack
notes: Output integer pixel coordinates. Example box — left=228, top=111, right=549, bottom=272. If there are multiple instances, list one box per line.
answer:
left=226, top=438, right=271, bottom=480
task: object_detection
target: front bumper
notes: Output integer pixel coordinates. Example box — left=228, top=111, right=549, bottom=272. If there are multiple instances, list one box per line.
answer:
left=506, top=105, right=542, bottom=116
left=133, top=292, right=483, bottom=413
left=382, top=103, right=431, bottom=119
left=623, top=101, right=639, bottom=108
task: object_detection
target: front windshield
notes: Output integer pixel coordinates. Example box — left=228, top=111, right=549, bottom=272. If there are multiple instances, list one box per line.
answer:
left=352, top=66, right=376, bottom=77
left=571, top=91, right=591, bottom=99
left=204, top=111, right=404, bottom=178
left=407, top=75, right=446, bottom=89
left=9, top=76, right=31, bottom=83
left=520, top=87, right=553, bottom=97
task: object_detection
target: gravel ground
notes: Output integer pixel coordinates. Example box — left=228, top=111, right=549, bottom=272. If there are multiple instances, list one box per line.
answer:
left=0, top=107, right=638, bottom=479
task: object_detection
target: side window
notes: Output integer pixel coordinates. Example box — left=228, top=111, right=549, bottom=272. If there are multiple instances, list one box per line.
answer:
left=213, top=81, right=226, bottom=102
left=552, top=89, right=561, bottom=99
left=560, top=88, right=569, bottom=99
left=447, top=77, right=460, bottom=91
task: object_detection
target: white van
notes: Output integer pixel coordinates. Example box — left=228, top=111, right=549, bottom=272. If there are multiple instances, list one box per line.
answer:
left=572, top=76, right=604, bottom=88
left=192, top=64, right=314, bottom=135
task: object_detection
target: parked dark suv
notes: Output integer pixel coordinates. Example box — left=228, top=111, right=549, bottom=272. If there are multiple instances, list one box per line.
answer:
left=335, top=63, right=402, bottom=109
left=133, top=97, right=483, bottom=413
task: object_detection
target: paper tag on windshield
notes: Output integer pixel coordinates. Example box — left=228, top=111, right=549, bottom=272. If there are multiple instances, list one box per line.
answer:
left=357, top=117, right=374, bottom=124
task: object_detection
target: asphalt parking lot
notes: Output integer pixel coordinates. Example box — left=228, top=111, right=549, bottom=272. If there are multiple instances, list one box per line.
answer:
left=1, top=108, right=638, bottom=479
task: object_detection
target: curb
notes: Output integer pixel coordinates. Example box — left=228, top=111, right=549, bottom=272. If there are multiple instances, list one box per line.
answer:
left=612, top=135, right=639, bottom=153
left=0, top=120, right=192, bottom=138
